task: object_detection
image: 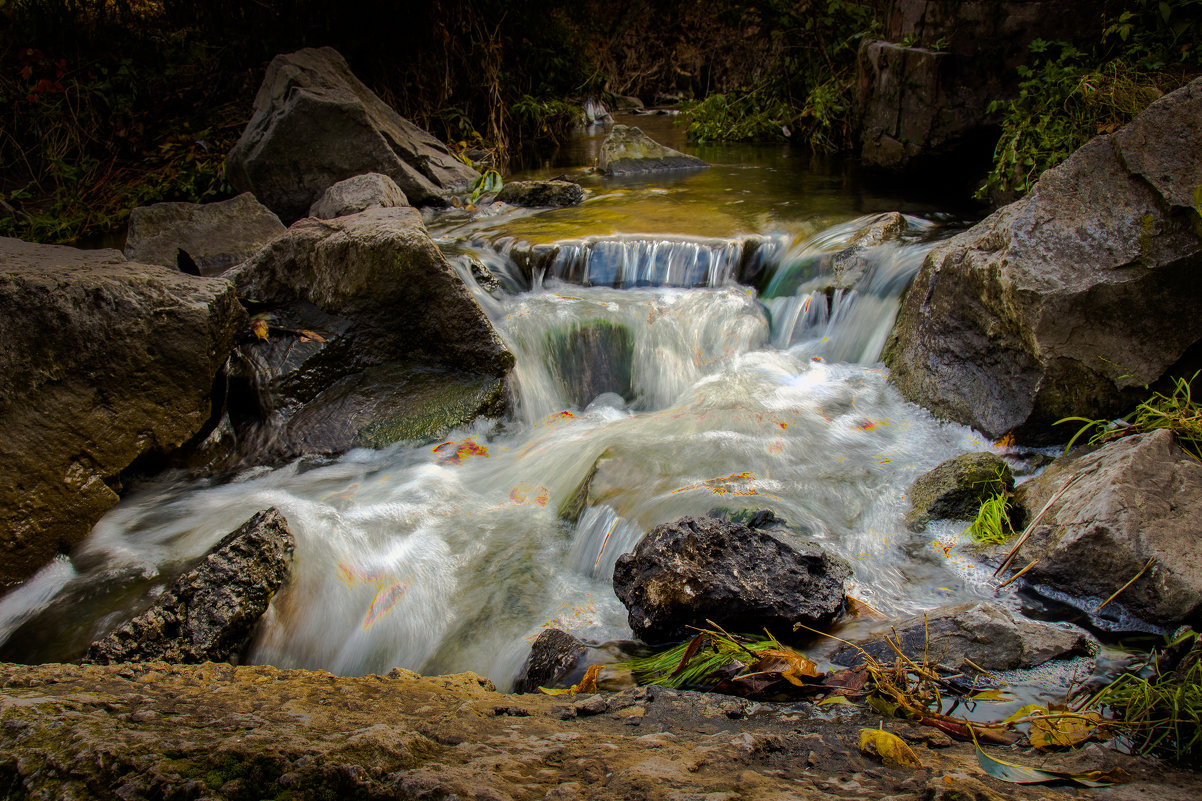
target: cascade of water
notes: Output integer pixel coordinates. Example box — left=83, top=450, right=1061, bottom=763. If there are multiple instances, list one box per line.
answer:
left=0, top=213, right=996, bottom=691
left=541, top=235, right=750, bottom=288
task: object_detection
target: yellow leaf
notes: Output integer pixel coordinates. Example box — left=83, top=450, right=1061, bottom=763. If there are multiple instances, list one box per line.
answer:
left=537, top=663, right=603, bottom=696
left=1029, top=712, right=1104, bottom=749
left=251, top=319, right=269, bottom=341
left=968, top=689, right=1013, bottom=702
left=859, top=728, right=924, bottom=769
left=1001, top=703, right=1047, bottom=724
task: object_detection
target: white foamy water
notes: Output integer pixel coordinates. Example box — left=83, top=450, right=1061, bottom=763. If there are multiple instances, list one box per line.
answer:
left=0, top=213, right=1002, bottom=689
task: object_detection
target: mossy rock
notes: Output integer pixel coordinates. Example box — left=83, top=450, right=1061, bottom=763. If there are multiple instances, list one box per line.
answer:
left=905, top=452, right=1013, bottom=531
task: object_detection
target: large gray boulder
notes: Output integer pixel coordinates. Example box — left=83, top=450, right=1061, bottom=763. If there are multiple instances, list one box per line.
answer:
left=85, top=508, right=295, bottom=664
left=123, top=193, right=285, bottom=276
left=225, top=208, right=513, bottom=460
left=1008, top=429, right=1202, bottom=627
left=885, top=77, right=1202, bottom=442
left=227, top=47, right=478, bottom=221
left=0, top=237, right=246, bottom=590
left=831, top=602, right=1097, bottom=672
left=612, top=515, right=851, bottom=644
left=599, top=125, right=708, bottom=176
left=309, top=172, right=408, bottom=219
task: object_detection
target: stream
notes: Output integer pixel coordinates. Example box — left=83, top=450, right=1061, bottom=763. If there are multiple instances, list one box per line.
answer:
left=0, top=115, right=1053, bottom=694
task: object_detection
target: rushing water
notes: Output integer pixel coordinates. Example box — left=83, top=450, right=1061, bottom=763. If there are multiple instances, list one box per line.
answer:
left=1, top=115, right=1015, bottom=689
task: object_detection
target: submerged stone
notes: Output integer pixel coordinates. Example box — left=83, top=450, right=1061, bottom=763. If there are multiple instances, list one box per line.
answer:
left=545, top=319, right=635, bottom=408
left=599, top=125, right=708, bottom=176
left=512, top=628, right=586, bottom=694
left=612, top=515, right=851, bottom=644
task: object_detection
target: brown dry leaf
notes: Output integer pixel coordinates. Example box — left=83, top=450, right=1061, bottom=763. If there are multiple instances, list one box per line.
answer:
left=538, top=664, right=604, bottom=697
left=845, top=596, right=886, bottom=619
left=859, top=728, right=924, bottom=769
left=299, top=329, right=328, bottom=343
left=251, top=319, right=269, bottom=341
left=745, top=648, right=820, bottom=687
left=1029, top=711, right=1104, bottom=749
left=573, top=664, right=602, bottom=694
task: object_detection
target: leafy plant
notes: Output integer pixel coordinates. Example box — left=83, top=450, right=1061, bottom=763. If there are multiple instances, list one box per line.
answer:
left=1057, top=372, right=1202, bottom=460
left=967, top=491, right=1015, bottom=545
left=981, top=1, right=1202, bottom=199
left=469, top=169, right=503, bottom=203
left=1087, top=630, right=1202, bottom=760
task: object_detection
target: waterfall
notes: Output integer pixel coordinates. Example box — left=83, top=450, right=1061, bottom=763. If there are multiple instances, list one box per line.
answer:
left=0, top=213, right=995, bottom=690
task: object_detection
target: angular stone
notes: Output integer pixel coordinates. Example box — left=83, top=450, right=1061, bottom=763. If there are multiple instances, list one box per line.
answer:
left=0, top=237, right=246, bottom=589
left=1010, top=429, right=1202, bottom=626
left=495, top=179, right=585, bottom=208
left=885, top=77, right=1202, bottom=442
left=830, top=602, right=1097, bottom=672
left=227, top=47, right=477, bottom=221
left=309, top=172, right=408, bottom=219
left=612, top=515, right=851, bottom=644
left=513, top=629, right=587, bottom=694
left=599, top=125, right=708, bottom=176
left=224, top=208, right=512, bottom=460
left=123, top=193, right=285, bottom=276
left=85, top=508, right=294, bottom=664
left=905, top=451, right=1013, bottom=531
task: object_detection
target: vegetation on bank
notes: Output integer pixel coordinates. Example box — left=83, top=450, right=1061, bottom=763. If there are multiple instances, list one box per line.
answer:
left=981, top=0, right=1202, bottom=198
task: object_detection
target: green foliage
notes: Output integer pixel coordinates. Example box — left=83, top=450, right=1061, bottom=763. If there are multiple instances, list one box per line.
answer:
left=469, top=169, right=503, bottom=203
left=679, top=0, right=881, bottom=149
left=1090, top=630, right=1202, bottom=760
left=981, top=1, right=1202, bottom=199
left=623, top=633, right=778, bottom=689
left=967, top=490, right=1015, bottom=545
left=1057, top=372, right=1202, bottom=461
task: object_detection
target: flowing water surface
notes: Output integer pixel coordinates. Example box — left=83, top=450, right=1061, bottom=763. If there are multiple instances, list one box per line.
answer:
left=1, top=116, right=1020, bottom=690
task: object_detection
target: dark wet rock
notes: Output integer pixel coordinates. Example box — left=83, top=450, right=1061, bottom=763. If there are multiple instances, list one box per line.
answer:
left=0, top=237, right=246, bottom=589
left=885, top=77, right=1202, bottom=442
left=610, top=94, right=644, bottom=112
left=831, top=602, right=1097, bottom=672
left=828, top=211, right=911, bottom=290
left=513, top=629, right=587, bottom=694
left=308, top=172, right=408, bottom=219
left=558, top=456, right=603, bottom=524
left=123, top=193, right=286, bottom=276
left=906, top=451, right=1013, bottom=531
left=707, top=507, right=788, bottom=531
left=599, top=125, right=708, bottom=176
left=1007, top=429, right=1202, bottom=627
left=612, top=515, right=851, bottom=644
left=224, top=208, right=512, bottom=460
left=85, top=508, right=295, bottom=664
left=495, top=179, right=585, bottom=208
left=226, top=47, right=477, bottom=221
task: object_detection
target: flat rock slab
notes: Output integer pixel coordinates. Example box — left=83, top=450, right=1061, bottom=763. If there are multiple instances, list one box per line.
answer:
left=495, top=179, right=585, bottom=207
left=0, top=237, right=246, bottom=589
left=1, top=662, right=1195, bottom=801
left=86, top=507, right=295, bottom=664
left=599, top=125, right=708, bottom=176
left=613, top=515, right=851, bottom=643
left=831, top=602, right=1097, bottom=672
left=123, top=193, right=285, bottom=276
left=1010, top=429, right=1202, bottom=627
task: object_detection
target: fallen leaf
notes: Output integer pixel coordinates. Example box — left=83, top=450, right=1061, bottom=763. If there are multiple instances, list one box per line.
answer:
left=1002, top=703, right=1047, bottom=724
left=817, top=695, right=855, bottom=707
left=251, top=319, right=269, bottom=341
left=859, top=728, right=923, bottom=769
left=743, top=648, right=820, bottom=687
left=540, top=663, right=604, bottom=696
left=299, top=329, right=328, bottom=343
left=968, top=689, right=1013, bottom=702
left=974, top=735, right=1129, bottom=787
left=669, top=633, right=707, bottom=678
left=1029, top=711, right=1104, bottom=749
